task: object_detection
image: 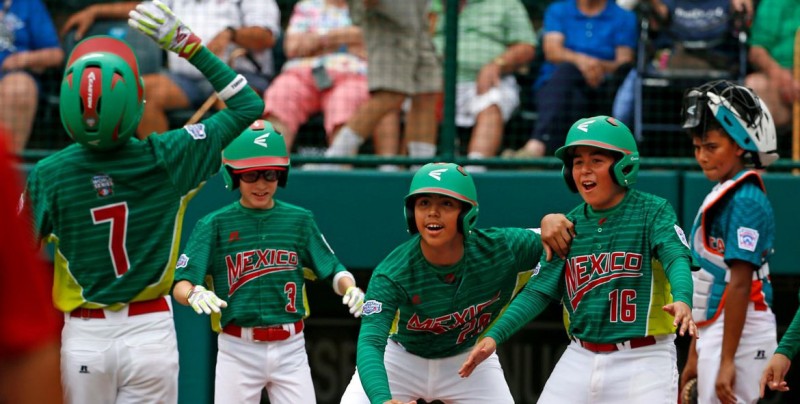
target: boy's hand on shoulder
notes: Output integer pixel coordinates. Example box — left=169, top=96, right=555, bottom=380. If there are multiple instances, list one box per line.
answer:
left=663, top=301, right=697, bottom=338
left=540, top=213, right=575, bottom=261
left=129, top=0, right=202, bottom=59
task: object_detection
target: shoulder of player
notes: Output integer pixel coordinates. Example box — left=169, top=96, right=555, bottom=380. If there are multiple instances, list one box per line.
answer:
left=373, top=238, right=421, bottom=274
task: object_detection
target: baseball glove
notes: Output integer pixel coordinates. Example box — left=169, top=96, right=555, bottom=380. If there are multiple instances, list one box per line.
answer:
left=681, top=378, right=698, bottom=404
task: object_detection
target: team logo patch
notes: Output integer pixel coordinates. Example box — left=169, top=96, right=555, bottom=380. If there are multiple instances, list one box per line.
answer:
left=674, top=224, right=689, bottom=248
left=185, top=123, right=207, bottom=140
left=91, top=174, right=114, bottom=198
left=361, top=300, right=383, bottom=316
left=737, top=227, right=759, bottom=252
left=176, top=254, right=189, bottom=268
left=532, top=263, right=541, bottom=277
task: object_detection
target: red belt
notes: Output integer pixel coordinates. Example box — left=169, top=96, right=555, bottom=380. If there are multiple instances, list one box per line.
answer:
left=222, top=321, right=304, bottom=342
left=69, top=297, right=170, bottom=319
left=575, top=335, right=657, bottom=353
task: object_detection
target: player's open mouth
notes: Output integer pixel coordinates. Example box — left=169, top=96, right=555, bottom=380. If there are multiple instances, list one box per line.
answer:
left=425, top=223, right=444, bottom=233
left=581, top=181, right=597, bottom=191
left=252, top=192, right=269, bottom=197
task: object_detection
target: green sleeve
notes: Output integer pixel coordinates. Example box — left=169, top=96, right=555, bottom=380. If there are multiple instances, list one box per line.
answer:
left=485, top=257, right=562, bottom=344
left=485, top=284, right=552, bottom=344
left=650, top=201, right=694, bottom=305
left=663, top=256, right=693, bottom=306
left=357, top=272, right=406, bottom=404
left=776, top=293, right=800, bottom=359
left=506, top=228, right=544, bottom=273
left=302, top=215, right=347, bottom=282
left=174, top=215, right=214, bottom=286
left=24, top=166, right=51, bottom=245
left=153, top=46, right=265, bottom=194
left=505, top=0, right=537, bottom=46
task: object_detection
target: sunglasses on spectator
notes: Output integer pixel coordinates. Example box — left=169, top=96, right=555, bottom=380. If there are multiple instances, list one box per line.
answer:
left=238, top=170, right=280, bottom=183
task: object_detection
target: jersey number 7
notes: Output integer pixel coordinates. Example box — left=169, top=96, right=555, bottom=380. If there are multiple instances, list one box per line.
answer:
left=91, top=202, right=131, bottom=277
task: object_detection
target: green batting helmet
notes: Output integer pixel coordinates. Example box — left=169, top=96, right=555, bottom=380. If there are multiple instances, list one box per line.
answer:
left=404, top=163, right=479, bottom=236
left=222, top=120, right=290, bottom=189
left=554, top=116, right=640, bottom=193
left=60, top=36, right=145, bottom=151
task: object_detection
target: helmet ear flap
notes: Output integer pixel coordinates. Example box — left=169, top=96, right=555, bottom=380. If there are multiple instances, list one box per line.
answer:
left=404, top=198, right=418, bottom=234
left=562, top=164, right=578, bottom=193
left=222, top=166, right=240, bottom=191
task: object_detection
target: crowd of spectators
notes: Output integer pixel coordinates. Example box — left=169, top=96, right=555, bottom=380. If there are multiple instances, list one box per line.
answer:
left=5, top=0, right=800, bottom=166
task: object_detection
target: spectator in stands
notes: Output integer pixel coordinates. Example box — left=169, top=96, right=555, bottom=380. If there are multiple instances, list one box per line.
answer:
left=0, top=0, right=64, bottom=154
left=311, top=0, right=441, bottom=169
left=263, top=0, right=369, bottom=151
left=611, top=0, right=753, bottom=130
left=507, top=0, right=636, bottom=158
left=744, top=0, right=800, bottom=133
left=61, top=0, right=280, bottom=138
left=430, top=0, right=537, bottom=170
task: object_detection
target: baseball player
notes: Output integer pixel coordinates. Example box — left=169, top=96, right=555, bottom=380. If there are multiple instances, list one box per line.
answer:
left=679, top=80, right=779, bottom=404
left=760, top=295, right=800, bottom=397
left=171, top=120, right=365, bottom=404
left=460, top=116, right=698, bottom=403
left=21, top=1, right=264, bottom=402
left=340, top=162, right=574, bottom=404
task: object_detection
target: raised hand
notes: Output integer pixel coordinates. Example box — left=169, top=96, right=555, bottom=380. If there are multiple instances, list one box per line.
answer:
left=128, top=0, right=202, bottom=59
left=342, top=286, right=365, bottom=318
left=187, top=285, right=228, bottom=315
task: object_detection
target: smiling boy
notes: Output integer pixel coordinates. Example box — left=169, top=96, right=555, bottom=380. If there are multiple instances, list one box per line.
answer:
left=341, top=162, right=572, bottom=404
left=172, top=120, right=365, bottom=404
left=460, top=116, right=697, bottom=404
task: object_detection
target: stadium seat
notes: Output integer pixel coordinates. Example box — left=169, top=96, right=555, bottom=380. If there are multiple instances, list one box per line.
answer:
left=632, top=8, right=749, bottom=157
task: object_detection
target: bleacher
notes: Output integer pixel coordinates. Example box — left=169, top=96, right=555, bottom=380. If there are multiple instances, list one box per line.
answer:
left=19, top=0, right=800, bottom=169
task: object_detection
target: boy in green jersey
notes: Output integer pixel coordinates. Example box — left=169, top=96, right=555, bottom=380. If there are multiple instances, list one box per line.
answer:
left=340, top=162, right=573, bottom=404
left=22, top=1, right=264, bottom=402
left=761, top=299, right=800, bottom=396
left=172, top=120, right=365, bottom=404
left=460, top=116, right=697, bottom=403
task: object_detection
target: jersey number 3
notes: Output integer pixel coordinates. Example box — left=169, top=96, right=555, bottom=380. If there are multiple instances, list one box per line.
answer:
left=608, top=289, right=637, bottom=323
left=91, top=202, right=131, bottom=276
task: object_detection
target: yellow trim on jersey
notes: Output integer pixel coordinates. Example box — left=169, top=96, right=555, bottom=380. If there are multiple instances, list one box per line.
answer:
left=52, top=183, right=203, bottom=312
left=481, top=269, right=534, bottom=339
left=389, top=310, right=401, bottom=335
left=301, top=282, right=311, bottom=319
left=646, top=259, right=677, bottom=335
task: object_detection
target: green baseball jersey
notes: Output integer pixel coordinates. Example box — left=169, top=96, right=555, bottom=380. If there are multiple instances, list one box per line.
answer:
left=776, top=289, right=800, bottom=359
left=174, top=200, right=348, bottom=327
left=24, top=48, right=264, bottom=313
left=530, top=189, right=694, bottom=343
left=357, top=227, right=543, bottom=403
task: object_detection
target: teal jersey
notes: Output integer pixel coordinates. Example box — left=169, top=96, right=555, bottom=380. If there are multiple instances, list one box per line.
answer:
left=357, top=227, right=543, bottom=403
left=24, top=48, right=264, bottom=312
left=529, top=189, right=694, bottom=343
left=174, top=200, right=348, bottom=327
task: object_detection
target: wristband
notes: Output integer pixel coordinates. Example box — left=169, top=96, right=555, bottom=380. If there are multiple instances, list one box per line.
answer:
left=186, top=286, right=196, bottom=301
left=217, top=74, right=248, bottom=101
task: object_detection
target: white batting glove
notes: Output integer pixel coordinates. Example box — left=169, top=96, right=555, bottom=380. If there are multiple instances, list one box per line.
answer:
left=187, top=285, right=228, bottom=315
left=342, top=286, right=365, bottom=318
left=128, top=0, right=202, bottom=59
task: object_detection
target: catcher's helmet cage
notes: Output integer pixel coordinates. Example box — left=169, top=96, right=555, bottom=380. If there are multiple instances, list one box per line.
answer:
left=60, top=36, right=145, bottom=151
left=682, top=80, right=778, bottom=168
left=222, top=120, right=290, bottom=190
left=555, top=116, right=640, bottom=193
left=404, top=162, right=479, bottom=236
